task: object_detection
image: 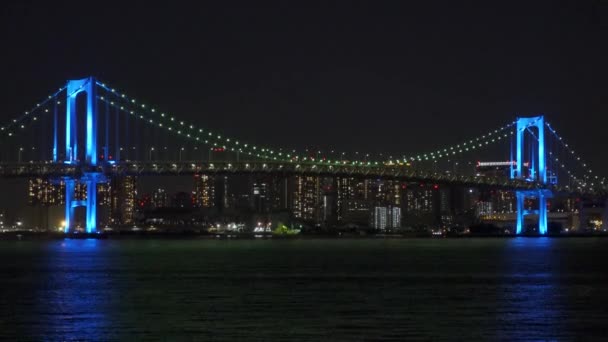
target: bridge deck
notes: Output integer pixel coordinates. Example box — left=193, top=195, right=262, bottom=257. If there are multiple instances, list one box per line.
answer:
left=0, top=161, right=559, bottom=191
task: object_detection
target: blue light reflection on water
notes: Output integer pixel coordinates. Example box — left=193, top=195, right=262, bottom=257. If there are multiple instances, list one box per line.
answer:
left=32, top=239, right=113, bottom=341
left=495, top=237, right=563, bottom=340
left=1, top=238, right=608, bottom=340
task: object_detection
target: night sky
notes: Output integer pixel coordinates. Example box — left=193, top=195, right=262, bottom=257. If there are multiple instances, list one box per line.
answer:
left=1, top=1, right=607, bottom=172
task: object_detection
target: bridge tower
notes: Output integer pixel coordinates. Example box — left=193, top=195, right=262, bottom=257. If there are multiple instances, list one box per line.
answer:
left=511, top=115, right=551, bottom=235
left=60, top=77, right=104, bottom=233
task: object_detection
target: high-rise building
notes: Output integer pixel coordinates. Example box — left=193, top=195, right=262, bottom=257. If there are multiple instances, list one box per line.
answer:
left=437, top=187, right=455, bottom=227
left=152, top=188, right=169, bottom=208
left=269, top=176, right=287, bottom=211
left=74, top=181, right=87, bottom=201
left=476, top=201, right=493, bottom=216
left=252, top=178, right=269, bottom=213
left=372, top=206, right=387, bottom=229
left=336, top=177, right=372, bottom=224
left=28, top=178, right=114, bottom=209
left=249, top=176, right=287, bottom=213
left=382, top=180, right=403, bottom=206
left=98, top=183, right=112, bottom=207
left=194, top=174, right=215, bottom=208
left=292, top=175, right=320, bottom=222
left=405, top=186, right=435, bottom=213
left=493, top=190, right=515, bottom=213
left=439, top=188, right=451, bottom=214
left=402, top=185, right=440, bottom=227
left=390, top=206, right=401, bottom=228
left=474, top=189, right=515, bottom=216
left=110, top=176, right=137, bottom=225
left=371, top=206, right=401, bottom=230
left=213, top=175, right=229, bottom=210
left=319, top=177, right=336, bottom=224
left=336, top=177, right=355, bottom=221
left=28, top=178, right=64, bottom=206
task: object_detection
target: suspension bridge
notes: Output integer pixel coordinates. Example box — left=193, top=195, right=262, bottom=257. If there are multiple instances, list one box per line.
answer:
left=0, top=77, right=603, bottom=234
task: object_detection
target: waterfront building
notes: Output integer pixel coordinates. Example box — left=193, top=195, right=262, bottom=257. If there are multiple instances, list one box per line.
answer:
left=371, top=206, right=401, bottom=230
left=292, top=175, right=320, bottom=222
left=405, top=186, right=435, bottom=213
left=476, top=201, right=493, bottom=216
left=336, top=177, right=374, bottom=224
left=194, top=174, right=215, bottom=208
left=110, top=176, right=137, bottom=225
left=152, top=188, right=169, bottom=208
left=28, top=178, right=64, bottom=206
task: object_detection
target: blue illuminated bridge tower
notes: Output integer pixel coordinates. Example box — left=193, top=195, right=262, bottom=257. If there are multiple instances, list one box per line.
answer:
left=511, top=116, right=552, bottom=235
left=56, top=77, right=105, bottom=233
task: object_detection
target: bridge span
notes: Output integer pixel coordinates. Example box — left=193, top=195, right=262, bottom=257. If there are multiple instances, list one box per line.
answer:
left=1, top=76, right=604, bottom=234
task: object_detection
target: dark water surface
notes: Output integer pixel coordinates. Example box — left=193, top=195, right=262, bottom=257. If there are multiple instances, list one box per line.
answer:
left=1, top=238, right=608, bottom=341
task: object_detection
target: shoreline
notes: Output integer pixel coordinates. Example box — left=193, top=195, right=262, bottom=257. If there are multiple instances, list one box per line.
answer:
left=1, top=231, right=608, bottom=240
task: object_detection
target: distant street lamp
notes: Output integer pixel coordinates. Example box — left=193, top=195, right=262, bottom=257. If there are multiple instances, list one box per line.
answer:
left=179, top=147, right=185, bottom=161
left=18, top=147, right=24, bottom=163
left=149, top=147, right=155, bottom=161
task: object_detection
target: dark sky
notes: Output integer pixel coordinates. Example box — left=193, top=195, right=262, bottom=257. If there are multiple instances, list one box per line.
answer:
left=1, top=1, right=607, bottom=172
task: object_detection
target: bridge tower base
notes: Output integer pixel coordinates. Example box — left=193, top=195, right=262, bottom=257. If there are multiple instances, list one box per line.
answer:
left=513, top=116, right=551, bottom=235
left=515, top=189, right=550, bottom=235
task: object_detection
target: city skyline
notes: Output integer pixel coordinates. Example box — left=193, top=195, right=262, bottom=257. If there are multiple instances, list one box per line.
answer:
left=4, top=166, right=601, bottom=236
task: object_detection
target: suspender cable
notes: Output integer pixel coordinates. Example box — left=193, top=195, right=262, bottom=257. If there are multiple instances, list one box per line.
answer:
left=124, top=104, right=129, bottom=161
left=53, top=100, right=58, bottom=162
left=115, top=103, right=120, bottom=161
left=105, top=95, right=110, bottom=161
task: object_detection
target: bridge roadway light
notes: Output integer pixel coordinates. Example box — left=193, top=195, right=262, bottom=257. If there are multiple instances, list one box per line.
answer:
left=149, top=147, right=155, bottom=161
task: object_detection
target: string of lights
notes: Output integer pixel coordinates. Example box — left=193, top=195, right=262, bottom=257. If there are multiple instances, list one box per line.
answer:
left=96, top=96, right=300, bottom=163
left=401, top=123, right=515, bottom=163
left=96, top=80, right=516, bottom=166
left=1, top=88, right=604, bottom=193
left=99, top=93, right=517, bottom=166
left=548, top=153, right=590, bottom=191
left=1, top=80, right=585, bottom=184
left=97, top=97, right=282, bottom=161
left=96, top=81, right=300, bottom=162
left=545, top=121, right=595, bottom=183
left=0, top=87, right=66, bottom=138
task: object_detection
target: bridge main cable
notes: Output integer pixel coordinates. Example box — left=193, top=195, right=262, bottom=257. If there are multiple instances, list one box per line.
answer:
left=95, top=80, right=517, bottom=167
